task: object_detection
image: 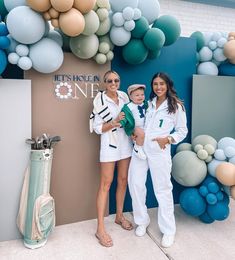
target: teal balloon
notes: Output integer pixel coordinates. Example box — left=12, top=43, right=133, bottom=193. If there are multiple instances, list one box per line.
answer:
left=153, top=15, right=181, bottom=46
left=190, top=31, right=205, bottom=52
left=0, top=0, right=8, bottom=21
left=122, top=39, right=148, bottom=65
left=143, top=28, right=165, bottom=51
left=199, top=212, right=214, bottom=224
left=207, top=201, right=229, bottom=221
left=131, top=17, right=149, bottom=39
left=147, top=49, right=161, bottom=60
left=0, top=49, right=7, bottom=74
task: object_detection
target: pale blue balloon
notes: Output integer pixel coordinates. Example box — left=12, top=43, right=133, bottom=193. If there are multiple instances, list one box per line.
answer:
left=213, top=48, right=226, bottom=62
left=112, top=12, right=125, bottom=27
left=217, top=37, right=227, bottom=48
left=203, top=32, right=213, bottom=46
left=199, top=46, right=212, bottom=62
left=214, top=149, right=226, bottom=161
left=110, top=26, right=131, bottom=46
left=8, top=52, right=19, bottom=64
left=225, top=147, right=235, bottom=158
left=6, top=6, right=45, bottom=44
left=15, top=44, right=29, bottom=56
left=109, top=0, right=138, bottom=13
left=208, top=41, right=217, bottom=50
left=208, top=159, right=222, bottom=177
left=218, top=137, right=235, bottom=150
left=211, top=32, right=221, bottom=41
left=197, top=61, right=218, bottom=75
left=122, top=7, right=134, bottom=21
left=29, top=38, right=64, bottom=74
left=133, top=8, right=141, bottom=20
left=4, top=0, right=27, bottom=12
left=124, top=20, right=135, bottom=31
left=17, top=56, right=32, bottom=70
left=138, top=0, right=160, bottom=24
left=229, top=156, right=235, bottom=165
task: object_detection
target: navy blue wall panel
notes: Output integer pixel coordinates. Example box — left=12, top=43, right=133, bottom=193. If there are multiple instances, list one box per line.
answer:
left=109, top=37, right=197, bottom=214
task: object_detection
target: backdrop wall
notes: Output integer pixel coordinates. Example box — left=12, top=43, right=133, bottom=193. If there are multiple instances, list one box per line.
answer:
left=110, top=37, right=197, bottom=213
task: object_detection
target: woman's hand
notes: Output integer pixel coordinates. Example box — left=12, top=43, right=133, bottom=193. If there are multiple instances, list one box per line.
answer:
left=152, top=137, right=169, bottom=149
left=115, top=112, right=125, bottom=122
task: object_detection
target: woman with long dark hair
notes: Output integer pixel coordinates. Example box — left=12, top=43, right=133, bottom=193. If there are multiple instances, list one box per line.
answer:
left=128, top=72, right=188, bottom=248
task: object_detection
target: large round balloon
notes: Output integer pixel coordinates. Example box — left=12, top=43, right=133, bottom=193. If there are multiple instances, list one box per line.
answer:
left=197, top=61, right=218, bottom=75
left=143, top=28, right=165, bottom=51
left=27, top=0, right=51, bottom=12
left=131, top=17, right=149, bottom=39
left=6, top=6, right=45, bottom=44
left=192, top=135, right=217, bottom=150
left=59, top=8, right=85, bottom=37
left=122, top=39, right=148, bottom=65
left=110, top=26, right=131, bottom=46
left=73, top=0, right=96, bottom=14
left=138, top=0, right=160, bottom=25
left=82, top=10, right=100, bottom=36
left=216, top=162, right=235, bottom=186
left=50, top=0, right=73, bottom=12
left=219, top=61, right=235, bottom=76
left=153, top=15, right=181, bottom=46
left=207, top=200, right=229, bottom=221
left=29, top=37, right=64, bottom=73
left=179, top=188, right=206, bottom=216
left=172, top=151, right=207, bottom=186
left=190, top=31, right=205, bottom=52
left=0, top=49, right=7, bottom=74
left=70, top=34, right=99, bottom=59
left=3, top=0, right=26, bottom=12
left=109, top=0, right=138, bottom=13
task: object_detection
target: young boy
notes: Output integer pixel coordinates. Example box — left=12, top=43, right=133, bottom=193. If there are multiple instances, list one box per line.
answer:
left=120, top=84, right=148, bottom=160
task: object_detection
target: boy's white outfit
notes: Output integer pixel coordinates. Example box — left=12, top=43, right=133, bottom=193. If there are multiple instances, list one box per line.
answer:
left=128, top=97, right=188, bottom=237
left=90, top=91, right=132, bottom=162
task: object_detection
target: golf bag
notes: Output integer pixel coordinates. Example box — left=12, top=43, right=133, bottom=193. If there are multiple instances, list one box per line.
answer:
left=17, top=149, right=55, bottom=249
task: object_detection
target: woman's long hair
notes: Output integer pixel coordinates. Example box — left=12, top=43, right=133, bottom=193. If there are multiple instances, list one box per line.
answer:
left=149, top=72, right=184, bottom=114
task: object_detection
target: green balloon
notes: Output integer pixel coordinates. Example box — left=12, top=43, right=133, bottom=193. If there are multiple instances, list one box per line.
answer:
left=70, top=34, right=99, bottom=59
left=131, top=17, right=149, bottom=39
left=143, top=28, right=165, bottom=51
left=153, top=15, right=181, bottom=46
left=0, top=0, right=8, bottom=21
left=190, top=31, right=205, bottom=52
left=147, top=49, right=161, bottom=60
left=122, top=39, right=148, bottom=65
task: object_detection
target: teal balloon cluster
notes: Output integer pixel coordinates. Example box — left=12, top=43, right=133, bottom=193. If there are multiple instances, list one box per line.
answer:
left=0, top=16, right=9, bottom=74
left=122, top=15, right=181, bottom=65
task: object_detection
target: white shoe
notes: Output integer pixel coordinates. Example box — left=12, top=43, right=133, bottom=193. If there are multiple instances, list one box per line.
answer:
left=135, top=224, right=149, bottom=237
left=133, top=145, right=147, bottom=160
left=161, top=234, right=175, bottom=248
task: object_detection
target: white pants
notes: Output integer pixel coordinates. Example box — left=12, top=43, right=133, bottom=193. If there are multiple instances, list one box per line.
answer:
left=128, top=139, right=176, bottom=235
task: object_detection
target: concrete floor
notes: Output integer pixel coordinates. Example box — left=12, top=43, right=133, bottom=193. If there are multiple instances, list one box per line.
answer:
left=0, top=203, right=234, bottom=260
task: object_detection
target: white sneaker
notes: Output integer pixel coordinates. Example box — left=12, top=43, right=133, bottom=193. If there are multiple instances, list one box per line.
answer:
left=133, top=145, right=147, bottom=160
left=135, top=224, right=149, bottom=237
left=161, top=234, right=175, bottom=248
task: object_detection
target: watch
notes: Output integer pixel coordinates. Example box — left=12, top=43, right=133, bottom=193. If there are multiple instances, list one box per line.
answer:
left=167, top=136, right=173, bottom=144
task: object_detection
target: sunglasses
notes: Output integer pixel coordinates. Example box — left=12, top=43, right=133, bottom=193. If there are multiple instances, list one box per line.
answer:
left=106, top=78, right=120, bottom=83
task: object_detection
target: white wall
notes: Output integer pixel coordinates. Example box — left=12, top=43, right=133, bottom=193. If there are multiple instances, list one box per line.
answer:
left=159, top=0, right=235, bottom=36
left=0, top=79, right=31, bottom=241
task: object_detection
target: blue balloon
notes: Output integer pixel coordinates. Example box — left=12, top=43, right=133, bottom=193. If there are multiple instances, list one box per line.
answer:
left=199, top=185, right=208, bottom=197
left=219, top=61, right=235, bottom=76
left=207, top=201, right=229, bottom=221
left=199, top=212, right=214, bottom=224
left=180, top=188, right=206, bottom=217
left=0, top=36, right=10, bottom=49
left=0, top=22, right=8, bottom=36
left=206, top=193, right=217, bottom=205
left=0, top=49, right=7, bottom=74
left=208, top=182, right=219, bottom=193
left=216, top=191, right=224, bottom=201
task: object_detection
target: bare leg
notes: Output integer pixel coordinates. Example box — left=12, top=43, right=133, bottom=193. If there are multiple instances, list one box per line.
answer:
left=96, top=161, right=115, bottom=247
left=115, top=157, right=133, bottom=230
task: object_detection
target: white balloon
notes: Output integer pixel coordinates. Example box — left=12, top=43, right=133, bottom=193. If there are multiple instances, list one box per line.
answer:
left=6, top=6, right=45, bottom=44
left=17, top=56, right=32, bottom=70
left=112, top=12, right=125, bottom=27
left=124, top=20, right=135, bottom=31
left=15, top=44, right=29, bottom=56
left=8, top=52, right=20, bottom=64
left=3, top=0, right=27, bottom=12
left=213, top=48, right=227, bottom=62
left=29, top=38, right=64, bottom=74
left=122, top=7, right=134, bottom=21
left=199, top=46, right=212, bottom=62
left=138, top=0, right=160, bottom=24
left=197, top=62, right=218, bottom=75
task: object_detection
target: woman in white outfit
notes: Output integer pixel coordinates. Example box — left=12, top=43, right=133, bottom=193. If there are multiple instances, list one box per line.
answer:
left=128, top=72, right=188, bottom=248
left=91, top=70, right=133, bottom=247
